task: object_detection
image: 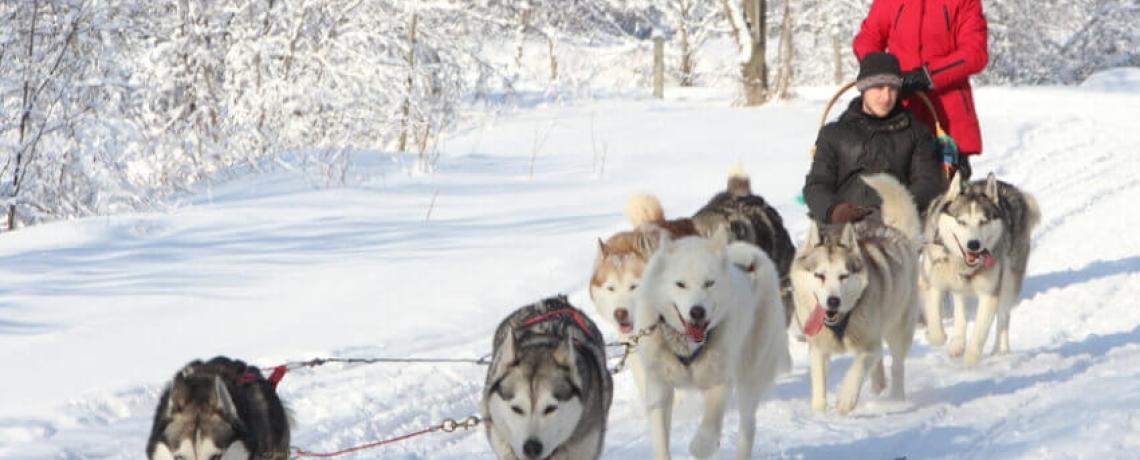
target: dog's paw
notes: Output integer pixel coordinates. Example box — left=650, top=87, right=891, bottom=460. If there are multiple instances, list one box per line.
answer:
left=963, top=348, right=982, bottom=366
left=689, top=428, right=720, bottom=459
left=836, top=394, right=859, bottom=415
left=947, top=337, right=965, bottom=357
left=926, top=328, right=947, bottom=346
left=811, top=396, right=827, bottom=413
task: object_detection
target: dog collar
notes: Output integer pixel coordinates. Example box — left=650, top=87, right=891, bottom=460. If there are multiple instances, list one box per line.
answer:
left=825, top=313, right=850, bottom=341
left=675, top=331, right=712, bottom=366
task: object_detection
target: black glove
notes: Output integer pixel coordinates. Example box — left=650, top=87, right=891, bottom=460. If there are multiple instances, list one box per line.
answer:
left=829, top=201, right=874, bottom=224
left=901, top=66, right=933, bottom=94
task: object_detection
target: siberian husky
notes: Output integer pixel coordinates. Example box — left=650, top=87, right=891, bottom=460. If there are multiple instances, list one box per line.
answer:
left=790, top=174, right=921, bottom=415
left=481, top=296, right=612, bottom=459
left=147, top=356, right=290, bottom=460
left=921, top=172, right=1040, bottom=364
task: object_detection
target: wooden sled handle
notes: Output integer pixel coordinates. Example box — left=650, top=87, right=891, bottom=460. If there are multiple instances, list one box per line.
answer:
left=810, top=82, right=943, bottom=158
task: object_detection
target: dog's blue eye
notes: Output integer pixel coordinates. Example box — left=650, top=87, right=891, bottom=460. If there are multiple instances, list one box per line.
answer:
left=703, top=280, right=715, bottom=288
left=814, top=273, right=825, bottom=281
left=543, top=405, right=557, bottom=415
left=606, top=286, right=615, bottom=292
left=838, top=274, right=848, bottom=281
left=675, top=281, right=687, bottom=289
left=511, top=405, right=524, bottom=415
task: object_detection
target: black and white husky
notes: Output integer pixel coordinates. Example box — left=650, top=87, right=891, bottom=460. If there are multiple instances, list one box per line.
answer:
left=481, top=296, right=612, bottom=459
left=147, top=356, right=290, bottom=460
left=921, top=172, right=1041, bottom=364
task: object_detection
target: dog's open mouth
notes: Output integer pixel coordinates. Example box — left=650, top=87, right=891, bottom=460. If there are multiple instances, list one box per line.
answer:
left=672, top=304, right=708, bottom=343
left=804, top=304, right=843, bottom=337
left=618, top=322, right=633, bottom=334
left=963, top=249, right=995, bottom=268
left=823, top=309, right=842, bottom=326
left=954, top=235, right=996, bottom=269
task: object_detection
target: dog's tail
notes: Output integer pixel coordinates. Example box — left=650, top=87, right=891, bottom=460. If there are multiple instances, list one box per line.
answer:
left=862, top=173, right=921, bottom=240
left=625, top=193, right=665, bottom=225
left=727, top=162, right=752, bottom=197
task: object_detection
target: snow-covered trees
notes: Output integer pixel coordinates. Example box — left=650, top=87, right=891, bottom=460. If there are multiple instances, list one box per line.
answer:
left=984, top=0, right=1140, bottom=84
left=0, top=0, right=1133, bottom=229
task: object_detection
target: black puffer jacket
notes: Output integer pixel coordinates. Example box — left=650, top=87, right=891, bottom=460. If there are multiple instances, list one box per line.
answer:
left=803, top=97, right=944, bottom=224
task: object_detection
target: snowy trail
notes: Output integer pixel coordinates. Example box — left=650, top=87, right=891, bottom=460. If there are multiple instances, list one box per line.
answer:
left=2, top=74, right=1140, bottom=458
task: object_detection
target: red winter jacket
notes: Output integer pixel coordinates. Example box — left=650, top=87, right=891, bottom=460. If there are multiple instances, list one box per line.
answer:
left=853, top=0, right=988, bottom=155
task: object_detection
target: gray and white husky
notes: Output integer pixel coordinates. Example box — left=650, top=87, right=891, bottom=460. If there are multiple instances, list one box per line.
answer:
left=790, top=174, right=922, bottom=415
left=481, top=295, right=612, bottom=459
left=921, top=172, right=1041, bottom=364
left=633, top=227, right=789, bottom=459
left=147, top=356, right=290, bottom=460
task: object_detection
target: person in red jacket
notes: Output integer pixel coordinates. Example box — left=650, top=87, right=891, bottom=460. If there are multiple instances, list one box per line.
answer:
left=853, top=0, right=988, bottom=180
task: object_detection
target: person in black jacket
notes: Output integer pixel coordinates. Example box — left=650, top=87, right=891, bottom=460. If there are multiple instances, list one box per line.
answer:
left=804, top=52, right=945, bottom=225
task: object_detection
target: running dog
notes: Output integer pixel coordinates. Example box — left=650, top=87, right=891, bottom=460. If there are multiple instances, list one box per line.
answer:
left=634, top=227, right=789, bottom=459
left=921, top=172, right=1040, bottom=364
left=790, top=174, right=921, bottom=415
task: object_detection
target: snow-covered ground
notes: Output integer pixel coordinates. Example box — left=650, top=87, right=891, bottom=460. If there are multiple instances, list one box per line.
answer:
left=2, top=68, right=1140, bottom=458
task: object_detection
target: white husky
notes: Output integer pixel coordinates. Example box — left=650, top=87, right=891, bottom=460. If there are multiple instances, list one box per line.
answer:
left=633, top=227, right=789, bottom=460
left=921, top=172, right=1040, bottom=364
left=790, top=174, right=921, bottom=415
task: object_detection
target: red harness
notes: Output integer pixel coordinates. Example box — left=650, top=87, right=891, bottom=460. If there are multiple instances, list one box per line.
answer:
left=520, top=307, right=596, bottom=338
left=239, top=365, right=288, bottom=389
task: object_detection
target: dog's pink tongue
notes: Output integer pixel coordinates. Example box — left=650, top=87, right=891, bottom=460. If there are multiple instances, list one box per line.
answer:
left=685, top=323, right=706, bottom=342
left=982, top=251, right=996, bottom=269
left=804, top=305, right=826, bottom=337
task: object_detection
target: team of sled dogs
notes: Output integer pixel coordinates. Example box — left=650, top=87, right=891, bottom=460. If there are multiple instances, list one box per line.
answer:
left=148, top=168, right=1039, bottom=459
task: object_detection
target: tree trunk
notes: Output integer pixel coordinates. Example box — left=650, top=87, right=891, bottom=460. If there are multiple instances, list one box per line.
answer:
left=514, top=4, right=530, bottom=78
left=547, top=33, right=558, bottom=81
left=653, top=36, right=665, bottom=98
left=773, top=0, right=794, bottom=100
left=741, top=0, right=768, bottom=105
left=678, top=0, right=694, bottom=87
left=398, top=13, right=417, bottom=153
left=10, top=0, right=40, bottom=230
left=832, top=31, right=843, bottom=85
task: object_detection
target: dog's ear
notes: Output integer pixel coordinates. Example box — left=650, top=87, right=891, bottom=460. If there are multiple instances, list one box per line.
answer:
left=984, top=172, right=999, bottom=203
left=593, top=239, right=609, bottom=270
left=211, top=375, right=240, bottom=422
left=946, top=170, right=963, bottom=200
left=840, top=222, right=860, bottom=253
left=806, top=221, right=823, bottom=247
left=164, top=373, right=189, bottom=418
left=636, top=227, right=663, bottom=256
left=709, top=225, right=730, bottom=252
left=553, top=335, right=582, bottom=387
left=494, top=327, right=518, bottom=377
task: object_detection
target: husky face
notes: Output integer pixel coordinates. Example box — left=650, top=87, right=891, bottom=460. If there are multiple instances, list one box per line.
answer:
left=150, top=374, right=251, bottom=460
left=794, top=223, right=869, bottom=325
left=487, top=330, right=585, bottom=459
left=936, top=173, right=1006, bottom=267
left=590, top=231, right=660, bottom=336
left=646, top=228, right=736, bottom=344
